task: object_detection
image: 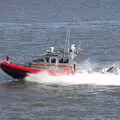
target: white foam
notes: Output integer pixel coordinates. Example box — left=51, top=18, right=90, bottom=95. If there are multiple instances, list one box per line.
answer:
left=25, top=72, right=120, bottom=86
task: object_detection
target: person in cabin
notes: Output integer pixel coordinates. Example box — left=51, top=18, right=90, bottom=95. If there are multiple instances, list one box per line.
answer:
left=69, top=44, right=76, bottom=59
left=5, top=56, right=12, bottom=63
left=6, top=56, right=10, bottom=61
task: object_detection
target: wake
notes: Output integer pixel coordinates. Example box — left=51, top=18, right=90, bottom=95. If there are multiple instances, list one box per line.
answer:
left=25, top=60, right=120, bottom=86
left=25, top=72, right=120, bottom=86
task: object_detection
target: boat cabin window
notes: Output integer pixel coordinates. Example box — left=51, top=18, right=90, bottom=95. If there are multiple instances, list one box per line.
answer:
left=59, top=58, right=69, bottom=63
left=46, top=57, right=49, bottom=63
left=51, top=58, right=56, bottom=63
left=33, top=59, right=44, bottom=63
left=63, top=58, right=69, bottom=63
left=59, top=58, right=63, bottom=63
left=39, top=59, right=44, bottom=62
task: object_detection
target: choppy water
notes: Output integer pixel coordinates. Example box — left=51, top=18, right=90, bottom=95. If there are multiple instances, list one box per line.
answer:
left=1, top=0, right=120, bottom=119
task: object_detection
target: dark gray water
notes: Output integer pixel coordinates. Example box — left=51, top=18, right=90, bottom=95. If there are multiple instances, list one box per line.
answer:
left=0, top=83, right=120, bottom=120
left=0, top=0, right=120, bottom=119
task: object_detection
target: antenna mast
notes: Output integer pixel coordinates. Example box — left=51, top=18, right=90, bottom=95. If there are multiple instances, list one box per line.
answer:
left=65, top=27, right=70, bottom=54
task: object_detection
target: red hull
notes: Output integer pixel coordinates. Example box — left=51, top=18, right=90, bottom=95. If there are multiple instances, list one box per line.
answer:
left=0, top=62, right=74, bottom=79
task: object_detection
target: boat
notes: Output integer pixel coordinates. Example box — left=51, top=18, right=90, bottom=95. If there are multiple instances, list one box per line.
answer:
left=0, top=44, right=81, bottom=79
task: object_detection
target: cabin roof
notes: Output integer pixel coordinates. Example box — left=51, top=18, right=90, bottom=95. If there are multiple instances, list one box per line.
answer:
left=43, top=49, right=70, bottom=58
